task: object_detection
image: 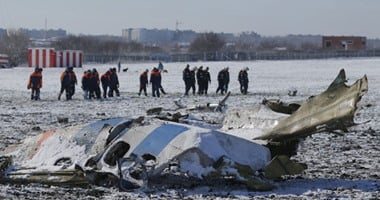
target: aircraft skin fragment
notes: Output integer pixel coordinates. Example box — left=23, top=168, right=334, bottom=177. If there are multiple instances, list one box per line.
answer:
left=255, top=69, right=368, bottom=141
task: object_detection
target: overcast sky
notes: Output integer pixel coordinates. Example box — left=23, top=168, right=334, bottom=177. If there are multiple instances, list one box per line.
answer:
left=0, top=0, right=379, bottom=38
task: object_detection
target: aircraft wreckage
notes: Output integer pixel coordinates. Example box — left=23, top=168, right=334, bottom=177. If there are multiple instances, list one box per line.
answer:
left=0, top=69, right=368, bottom=191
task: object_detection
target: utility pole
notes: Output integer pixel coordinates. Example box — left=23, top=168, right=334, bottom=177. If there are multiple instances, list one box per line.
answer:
left=44, top=17, right=47, bottom=42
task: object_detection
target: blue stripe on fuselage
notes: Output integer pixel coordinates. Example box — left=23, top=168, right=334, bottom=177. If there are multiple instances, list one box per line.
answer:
left=132, top=123, right=189, bottom=156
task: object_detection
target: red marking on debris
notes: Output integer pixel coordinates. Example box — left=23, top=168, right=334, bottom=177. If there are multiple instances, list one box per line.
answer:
left=29, top=130, right=55, bottom=159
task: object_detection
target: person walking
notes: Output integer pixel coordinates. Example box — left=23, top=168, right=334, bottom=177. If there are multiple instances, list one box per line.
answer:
left=196, top=66, right=204, bottom=95
left=108, top=68, right=120, bottom=97
left=139, top=69, right=149, bottom=96
left=101, top=70, right=111, bottom=98
left=150, top=67, right=161, bottom=97
left=89, top=68, right=101, bottom=99
left=223, top=67, right=230, bottom=93
left=183, top=64, right=192, bottom=96
left=238, top=67, right=249, bottom=95
left=81, top=70, right=91, bottom=99
left=27, top=67, right=43, bottom=100
left=216, top=68, right=226, bottom=95
left=203, top=67, right=211, bottom=95
left=58, top=67, right=77, bottom=100
left=189, top=66, right=197, bottom=95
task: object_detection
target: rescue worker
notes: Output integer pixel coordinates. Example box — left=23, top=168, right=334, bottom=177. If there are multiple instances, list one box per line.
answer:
left=216, top=68, right=226, bottom=95
left=89, top=68, right=101, bottom=99
left=101, top=70, right=111, bottom=98
left=223, top=67, right=230, bottom=93
left=183, top=64, right=192, bottom=96
left=81, top=70, right=91, bottom=99
left=27, top=67, right=43, bottom=100
left=203, top=67, right=211, bottom=95
left=238, top=67, right=249, bottom=95
left=188, top=67, right=197, bottom=95
left=58, top=67, right=77, bottom=100
left=157, top=64, right=167, bottom=95
left=138, top=69, right=149, bottom=96
left=196, top=66, right=204, bottom=95
left=158, top=61, right=164, bottom=71
left=150, top=67, right=161, bottom=97
left=108, top=68, right=120, bottom=97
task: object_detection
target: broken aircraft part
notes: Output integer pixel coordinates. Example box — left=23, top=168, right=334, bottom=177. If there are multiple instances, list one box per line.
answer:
left=223, top=69, right=368, bottom=142
left=0, top=117, right=272, bottom=190
left=174, top=91, right=230, bottom=112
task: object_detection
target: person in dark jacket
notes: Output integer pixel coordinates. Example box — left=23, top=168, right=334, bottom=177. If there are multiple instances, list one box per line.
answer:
left=223, top=67, right=230, bottom=93
left=188, top=67, right=197, bottom=95
left=216, top=68, right=226, bottom=95
left=58, top=67, right=77, bottom=100
left=238, top=67, right=249, bottom=95
left=27, top=67, right=43, bottom=100
left=81, top=70, right=91, bottom=99
left=108, top=68, right=120, bottom=97
left=89, top=68, right=101, bottom=99
left=183, top=64, right=192, bottom=95
left=196, top=66, right=204, bottom=95
left=139, top=69, right=149, bottom=96
left=150, top=67, right=161, bottom=97
left=157, top=65, right=167, bottom=95
left=203, top=67, right=211, bottom=95
left=101, top=70, right=111, bottom=98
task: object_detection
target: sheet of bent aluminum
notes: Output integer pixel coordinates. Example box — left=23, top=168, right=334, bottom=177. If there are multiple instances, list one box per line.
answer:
left=221, top=69, right=368, bottom=142
left=256, top=69, right=368, bottom=141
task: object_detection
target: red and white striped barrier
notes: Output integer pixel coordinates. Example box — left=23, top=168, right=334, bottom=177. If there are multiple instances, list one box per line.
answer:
left=56, top=50, right=83, bottom=68
left=28, top=48, right=82, bottom=68
left=0, top=54, right=9, bottom=67
left=28, top=48, right=56, bottom=68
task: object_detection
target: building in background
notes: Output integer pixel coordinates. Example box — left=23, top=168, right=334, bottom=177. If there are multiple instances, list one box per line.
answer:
left=122, top=28, right=197, bottom=45
left=322, top=36, right=366, bottom=50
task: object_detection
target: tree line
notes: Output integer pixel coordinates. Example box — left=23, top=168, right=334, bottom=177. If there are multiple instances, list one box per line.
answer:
left=1, top=29, right=380, bottom=66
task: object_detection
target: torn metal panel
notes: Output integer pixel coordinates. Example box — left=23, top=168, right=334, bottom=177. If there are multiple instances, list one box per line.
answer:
left=222, top=69, right=368, bottom=142
left=264, top=155, right=307, bottom=180
left=256, top=69, right=368, bottom=141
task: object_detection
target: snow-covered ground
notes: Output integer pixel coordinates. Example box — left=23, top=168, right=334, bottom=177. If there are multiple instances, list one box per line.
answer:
left=0, top=58, right=379, bottom=199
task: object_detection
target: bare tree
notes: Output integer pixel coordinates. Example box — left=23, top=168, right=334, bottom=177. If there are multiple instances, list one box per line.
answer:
left=0, top=29, right=30, bottom=66
left=189, top=32, right=225, bottom=53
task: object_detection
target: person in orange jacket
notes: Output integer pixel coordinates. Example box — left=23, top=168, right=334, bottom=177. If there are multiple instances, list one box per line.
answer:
left=101, top=70, right=111, bottom=98
left=108, top=68, right=120, bottom=97
left=150, top=67, right=161, bottom=97
left=89, top=68, right=101, bottom=99
left=27, top=67, right=43, bottom=100
left=58, top=67, right=77, bottom=100
left=81, top=70, right=91, bottom=99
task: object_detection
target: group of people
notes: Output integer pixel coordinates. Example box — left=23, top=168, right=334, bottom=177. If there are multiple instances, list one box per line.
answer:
left=27, top=62, right=250, bottom=100
left=139, top=66, right=166, bottom=97
left=183, top=65, right=249, bottom=96
left=81, top=67, right=120, bottom=100
left=183, top=65, right=212, bottom=95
